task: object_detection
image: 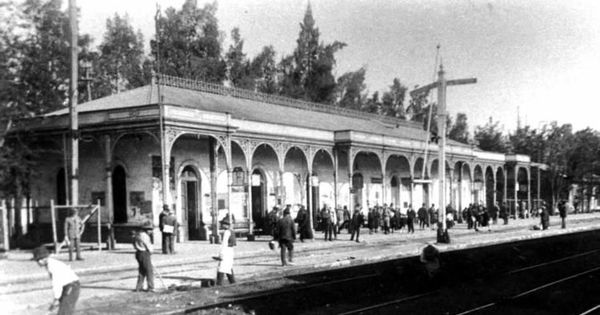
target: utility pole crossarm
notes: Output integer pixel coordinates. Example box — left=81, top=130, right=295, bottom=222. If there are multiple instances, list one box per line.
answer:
left=410, top=82, right=439, bottom=97
left=447, top=78, right=477, bottom=86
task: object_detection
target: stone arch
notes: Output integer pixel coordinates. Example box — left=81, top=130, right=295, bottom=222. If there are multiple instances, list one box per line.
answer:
left=385, top=154, right=411, bottom=208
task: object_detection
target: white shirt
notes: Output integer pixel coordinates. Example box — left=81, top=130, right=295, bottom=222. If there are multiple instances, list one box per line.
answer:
left=46, top=257, right=79, bottom=299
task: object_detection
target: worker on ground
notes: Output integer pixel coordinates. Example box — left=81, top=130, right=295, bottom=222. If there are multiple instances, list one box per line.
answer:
left=275, top=207, right=296, bottom=266
left=132, top=226, right=154, bottom=292
left=32, top=246, right=80, bottom=314
left=215, top=217, right=236, bottom=285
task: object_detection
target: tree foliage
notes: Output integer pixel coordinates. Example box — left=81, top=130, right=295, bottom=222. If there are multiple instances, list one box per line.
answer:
left=93, top=13, right=150, bottom=98
left=448, top=112, right=470, bottom=144
left=335, top=67, right=366, bottom=110
left=152, top=0, right=225, bottom=83
left=474, top=117, right=508, bottom=152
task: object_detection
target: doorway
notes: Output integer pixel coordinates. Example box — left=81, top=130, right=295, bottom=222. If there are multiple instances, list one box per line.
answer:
left=112, top=165, right=127, bottom=223
left=251, top=169, right=265, bottom=233
left=56, top=168, right=67, bottom=205
left=181, top=166, right=202, bottom=240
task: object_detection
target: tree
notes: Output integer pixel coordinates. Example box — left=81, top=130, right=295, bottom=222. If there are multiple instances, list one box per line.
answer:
left=249, top=45, right=278, bottom=94
left=448, top=112, right=470, bottom=144
left=152, top=0, right=226, bottom=83
left=381, top=78, right=407, bottom=118
left=279, top=3, right=346, bottom=103
left=474, top=117, right=508, bottom=152
left=363, top=91, right=381, bottom=114
left=335, top=67, right=366, bottom=110
left=225, top=27, right=254, bottom=89
left=539, top=122, right=574, bottom=207
left=94, top=13, right=150, bottom=98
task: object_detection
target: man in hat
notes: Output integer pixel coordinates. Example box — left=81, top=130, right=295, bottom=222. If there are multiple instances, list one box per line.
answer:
left=64, top=208, right=84, bottom=261
left=159, top=205, right=170, bottom=254
left=32, top=246, right=80, bottom=314
left=132, top=227, right=154, bottom=292
left=215, top=216, right=236, bottom=285
left=161, top=208, right=178, bottom=254
left=275, top=207, right=296, bottom=266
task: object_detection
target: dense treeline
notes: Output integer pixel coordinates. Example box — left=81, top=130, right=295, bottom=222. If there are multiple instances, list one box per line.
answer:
left=0, top=0, right=598, bottom=209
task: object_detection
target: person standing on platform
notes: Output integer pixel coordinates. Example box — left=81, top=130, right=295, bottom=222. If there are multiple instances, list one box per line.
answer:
left=428, top=204, right=437, bottom=230
left=540, top=202, right=550, bottom=230
left=161, top=209, right=178, bottom=254
left=64, top=208, right=84, bottom=261
left=32, top=246, right=80, bottom=314
left=418, top=204, right=428, bottom=230
left=330, top=206, right=338, bottom=240
left=491, top=202, right=500, bottom=225
left=559, top=200, right=568, bottom=229
left=159, top=205, right=169, bottom=254
left=321, top=206, right=333, bottom=241
left=215, top=217, right=236, bottom=285
left=500, top=202, right=509, bottom=225
left=350, top=206, right=364, bottom=242
left=295, top=205, right=311, bottom=242
left=407, top=204, right=416, bottom=234
left=275, top=207, right=296, bottom=266
left=132, top=227, right=154, bottom=292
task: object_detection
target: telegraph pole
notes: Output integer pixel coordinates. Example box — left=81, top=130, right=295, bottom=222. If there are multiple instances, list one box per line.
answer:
left=410, top=63, right=476, bottom=243
left=69, top=0, right=79, bottom=206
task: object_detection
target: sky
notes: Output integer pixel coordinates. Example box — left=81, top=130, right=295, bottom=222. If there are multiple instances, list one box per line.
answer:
left=73, top=0, right=600, bottom=134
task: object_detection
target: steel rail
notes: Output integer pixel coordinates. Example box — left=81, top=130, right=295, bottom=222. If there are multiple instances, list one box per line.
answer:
left=455, top=265, right=600, bottom=315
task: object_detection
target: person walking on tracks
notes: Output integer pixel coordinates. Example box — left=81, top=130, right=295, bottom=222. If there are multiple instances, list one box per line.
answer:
left=275, top=207, right=296, bottom=266
left=32, top=246, right=80, bottom=314
left=64, top=208, right=84, bottom=261
left=161, top=208, right=178, bottom=254
left=132, top=226, right=154, bottom=292
left=215, top=217, right=236, bottom=285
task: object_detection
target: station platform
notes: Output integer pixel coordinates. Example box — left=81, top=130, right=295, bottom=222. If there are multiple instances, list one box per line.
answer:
left=1, top=212, right=600, bottom=314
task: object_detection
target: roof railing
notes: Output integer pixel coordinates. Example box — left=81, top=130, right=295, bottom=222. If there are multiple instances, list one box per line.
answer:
left=158, top=73, right=419, bottom=128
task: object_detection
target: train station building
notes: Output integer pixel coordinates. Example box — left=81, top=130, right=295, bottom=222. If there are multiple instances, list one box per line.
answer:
left=15, top=75, right=546, bottom=243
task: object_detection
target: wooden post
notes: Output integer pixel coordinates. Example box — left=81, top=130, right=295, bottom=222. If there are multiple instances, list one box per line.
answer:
left=97, top=199, right=101, bottom=252
left=50, top=200, right=58, bottom=254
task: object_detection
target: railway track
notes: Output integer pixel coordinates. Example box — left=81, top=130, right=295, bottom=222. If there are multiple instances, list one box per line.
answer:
left=337, top=249, right=600, bottom=315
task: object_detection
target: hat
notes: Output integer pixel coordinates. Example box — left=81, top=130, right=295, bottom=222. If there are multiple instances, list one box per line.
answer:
left=31, top=246, right=50, bottom=261
left=283, top=208, right=290, bottom=215
left=163, top=204, right=170, bottom=211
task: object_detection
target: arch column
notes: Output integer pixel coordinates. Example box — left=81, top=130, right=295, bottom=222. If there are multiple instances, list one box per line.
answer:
left=209, top=138, right=219, bottom=243
left=503, top=168, right=508, bottom=204
left=333, top=148, right=339, bottom=211
left=514, top=166, right=519, bottom=218
left=537, top=166, right=541, bottom=210
left=348, top=148, right=355, bottom=213
left=382, top=170, right=386, bottom=205
left=103, top=135, right=114, bottom=249
left=449, top=167, right=454, bottom=209
left=492, top=170, right=497, bottom=206
left=307, top=165, right=314, bottom=233
left=527, top=167, right=531, bottom=214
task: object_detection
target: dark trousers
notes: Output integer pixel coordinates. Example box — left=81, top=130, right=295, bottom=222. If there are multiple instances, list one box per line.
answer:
left=135, top=251, right=154, bottom=290
left=58, top=281, right=80, bottom=315
left=561, top=217, right=566, bottom=229
left=68, top=238, right=81, bottom=261
left=350, top=226, right=361, bottom=241
left=162, top=233, right=174, bottom=254
left=407, top=219, right=415, bottom=233
left=324, top=221, right=334, bottom=241
left=279, top=239, right=294, bottom=265
left=216, top=271, right=235, bottom=285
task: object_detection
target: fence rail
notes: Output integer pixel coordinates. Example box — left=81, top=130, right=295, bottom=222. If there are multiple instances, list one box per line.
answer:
left=50, top=200, right=102, bottom=253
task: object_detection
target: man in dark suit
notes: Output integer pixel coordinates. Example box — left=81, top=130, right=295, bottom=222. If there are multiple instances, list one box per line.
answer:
left=275, top=207, right=296, bottom=266
left=159, top=205, right=169, bottom=254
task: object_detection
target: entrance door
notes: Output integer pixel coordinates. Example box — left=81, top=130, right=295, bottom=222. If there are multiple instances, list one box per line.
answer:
left=112, top=165, right=127, bottom=223
left=181, top=166, right=202, bottom=240
left=251, top=169, right=265, bottom=233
